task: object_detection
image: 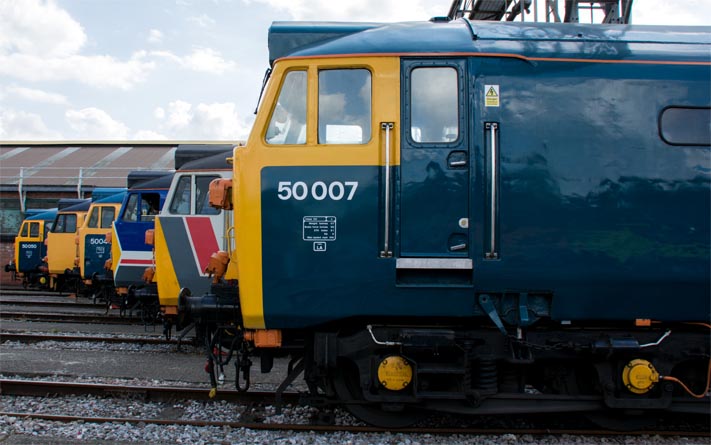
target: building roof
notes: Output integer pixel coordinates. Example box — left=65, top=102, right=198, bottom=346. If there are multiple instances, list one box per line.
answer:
left=0, top=141, right=239, bottom=192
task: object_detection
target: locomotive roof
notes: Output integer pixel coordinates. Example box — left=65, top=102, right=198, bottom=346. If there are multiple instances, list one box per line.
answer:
left=92, top=192, right=127, bottom=204
left=59, top=199, right=91, bottom=213
left=174, top=144, right=236, bottom=170
left=127, top=170, right=174, bottom=188
left=269, top=19, right=711, bottom=64
left=178, top=150, right=233, bottom=171
left=25, top=209, right=58, bottom=221
left=129, top=172, right=174, bottom=190
left=57, top=198, right=91, bottom=211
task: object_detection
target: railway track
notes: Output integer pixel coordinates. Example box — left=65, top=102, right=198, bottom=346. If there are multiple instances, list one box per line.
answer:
left=0, top=311, right=148, bottom=324
left=0, top=379, right=707, bottom=437
left=0, top=332, right=184, bottom=346
left=0, top=298, right=99, bottom=309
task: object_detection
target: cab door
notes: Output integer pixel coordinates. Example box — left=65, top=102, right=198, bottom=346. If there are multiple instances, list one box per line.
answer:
left=398, top=59, right=471, bottom=273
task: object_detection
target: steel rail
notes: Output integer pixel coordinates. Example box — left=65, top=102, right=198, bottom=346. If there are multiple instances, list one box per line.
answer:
left=0, top=311, right=144, bottom=325
left=0, top=299, right=99, bottom=309
left=0, top=379, right=299, bottom=404
left=0, top=332, right=180, bottom=345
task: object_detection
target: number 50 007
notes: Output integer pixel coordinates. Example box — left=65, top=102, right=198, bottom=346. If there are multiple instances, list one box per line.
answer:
left=277, top=181, right=358, bottom=201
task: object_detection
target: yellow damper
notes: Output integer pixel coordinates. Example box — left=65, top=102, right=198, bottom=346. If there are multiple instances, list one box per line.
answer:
left=377, top=356, right=413, bottom=391
left=622, top=359, right=660, bottom=394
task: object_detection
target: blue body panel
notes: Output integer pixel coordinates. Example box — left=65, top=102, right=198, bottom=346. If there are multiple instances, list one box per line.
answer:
left=17, top=241, right=44, bottom=272
left=83, top=234, right=111, bottom=278
left=82, top=193, right=126, bottom=279
left=258, top=20, right=710, bottom=329
left=16, top=209, right=56, bottom=273
left=112, top=188, right=169, bottom=287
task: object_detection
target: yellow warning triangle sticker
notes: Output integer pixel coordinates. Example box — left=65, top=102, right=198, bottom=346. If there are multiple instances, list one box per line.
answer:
left=486, top=87, right=498, bottom=97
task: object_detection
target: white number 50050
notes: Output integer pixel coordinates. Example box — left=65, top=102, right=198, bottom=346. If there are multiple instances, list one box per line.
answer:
left=277, top=181, right=358, bottom=201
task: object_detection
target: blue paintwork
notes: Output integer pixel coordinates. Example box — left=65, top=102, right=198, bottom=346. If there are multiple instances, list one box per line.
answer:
left=24, top=209, right=58, bottom=222
left=92, top=192, right=126, bottom=204
left=112, top=176, right=171, bottom=287
left=81, top=193, right=126, bottom=279
left=16, top=210, right=56, bottom=273
left=83, top=234, right=111, bottom=278
left=90, top=188, right=126, bottom=201
left=258, top=21, right=710, bottom=329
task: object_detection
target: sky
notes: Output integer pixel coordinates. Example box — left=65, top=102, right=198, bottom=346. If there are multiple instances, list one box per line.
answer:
left=0, top=0, right=709, bottom=142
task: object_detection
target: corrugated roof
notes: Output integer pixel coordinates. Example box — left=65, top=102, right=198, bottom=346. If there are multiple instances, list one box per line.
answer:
left=0, top=142, right=239, bottom=189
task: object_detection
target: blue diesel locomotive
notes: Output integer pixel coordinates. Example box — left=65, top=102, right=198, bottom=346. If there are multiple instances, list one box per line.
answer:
left=185, top=18, right=710, bottom=427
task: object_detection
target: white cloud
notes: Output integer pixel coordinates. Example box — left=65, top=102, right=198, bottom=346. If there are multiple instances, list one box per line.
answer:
left=150, top=47, right=236, bottom=74
left=134, top=129, right=168, bottom=140
left=165, top=100, right=193, bottom=128
left=65, top=107, right=129, bottom=139
left=154, top=107, right=166, bottom=120
left=6, top=85, right=69, bottom=105
left=0, top=108, right=62, bottom=139
left=188, top=14, right=216, bottom=28
left=147, top=29, right=164, bottom=44
left=0, top=0, right=86, bottom=57
left=183, top=47, right=236, bottom=74
left=0, top=1, right=155, bottom=90
left=249, top=0, right=440, bottom=21
left=159, top=100, right=252, bottom=140
left=632, top=0, right=711, bottom=26
left=0, top=52, right=155, bottom=90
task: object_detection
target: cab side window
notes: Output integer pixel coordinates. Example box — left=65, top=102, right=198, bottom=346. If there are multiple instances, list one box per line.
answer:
left=169, top=176, right=192, bottom=214
left=196, top=176, right=220, bottom=215
left=29, top=222, right=40, bottom=237
left=410, top=67, right=459, bottom=143
left=318, top=69, right=371, bottom=144
left=123, top=194, right=139, bottom=222
left=101, top=207, right=115, bottom=228
left=87, top=208, right=99, bottom=228
left=53, top=214, right=77, bottom=233
left=266, top=70, right=307, bottom=145
left=140, top=193, right=160, bottom=221
left=20, top=222, right=29, bottom=237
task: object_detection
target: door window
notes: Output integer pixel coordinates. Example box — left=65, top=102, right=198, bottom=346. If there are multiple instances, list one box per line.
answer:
left=410, top=67, right=459, bottom=143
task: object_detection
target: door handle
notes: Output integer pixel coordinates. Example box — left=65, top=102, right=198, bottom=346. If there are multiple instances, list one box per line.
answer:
left=380, top=122, right=394, bottom=258
left=447, top=151, right=468, bottom=169
left=486, top=122, right=498, bottom=259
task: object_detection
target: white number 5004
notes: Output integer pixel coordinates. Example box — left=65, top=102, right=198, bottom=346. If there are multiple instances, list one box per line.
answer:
left=277, top=181, right=358, bottom=201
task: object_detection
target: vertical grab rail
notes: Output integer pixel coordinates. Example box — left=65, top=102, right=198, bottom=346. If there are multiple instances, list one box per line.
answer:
left=380, top=122, right=394, bottom=258
left=18, top=167, right=25, bottom=214
left=486, top=123, right=499, bottom=259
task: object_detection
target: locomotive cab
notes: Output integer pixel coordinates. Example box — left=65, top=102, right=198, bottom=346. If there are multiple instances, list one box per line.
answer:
left=45, top=199, right=90, bottom=292
left=76, top=192, right=125, bottom=299
left=7, top=209, right=56, bottom=289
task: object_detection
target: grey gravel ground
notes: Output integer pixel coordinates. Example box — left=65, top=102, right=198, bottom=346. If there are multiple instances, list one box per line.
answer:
left=1, top=321, right=709, bottom=444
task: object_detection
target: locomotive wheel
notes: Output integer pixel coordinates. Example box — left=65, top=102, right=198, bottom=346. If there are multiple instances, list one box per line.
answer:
left=330, top=360, right=425, bottom=428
